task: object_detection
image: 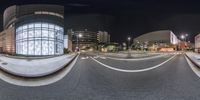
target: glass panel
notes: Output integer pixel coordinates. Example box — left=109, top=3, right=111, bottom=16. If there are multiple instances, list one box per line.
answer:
left=55, top=25, right=59, bottom=31
left=17, top=26, right=23, bottom=32
left=49, top=24, right=54, bottom=29
left=23, top=25, right=28, bottom=30
left=35, top=23, right=41, bottom=27
left=28, top=41, right=34, bottom=55
left=23, top=31, right=28, bottom=39
left=35, top=40, right=41, bottom=55
left=49, top=41, right=54, bottom=55
left=42, top=29, right=48, bottom=37
left=28, top=24, right=34, bottom=29
left=49, top=30, right=54, bottom=38
left=42, top=40, right=48, bottom=55
left=28, top=30, right=34, bottom=38
left=18, top=33, right=22, bottom=40
left=17, top=42, right=21, bottom=54
left=22, top=41, right=28, bottom=55
left=42, top=23, right=48, bottom=28
left=16, top=27, right=20, bottom=32
left=35, top=29, right=41, bottom=37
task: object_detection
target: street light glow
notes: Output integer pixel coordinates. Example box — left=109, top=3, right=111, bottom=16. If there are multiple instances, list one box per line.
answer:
left=78, top=34, right=82, bottom=38
left=128, top=37, right=131, bottom=41
left=181, top=35, right=185, bottom=39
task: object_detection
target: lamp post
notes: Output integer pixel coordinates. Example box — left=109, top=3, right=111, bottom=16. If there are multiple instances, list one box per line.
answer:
left=76, top=33, right=82, bottom=52
left=185, top=34, right=188, bottom=41
left=180, top=33, right=189, bottom=51
left=127, top=36, right=131, bottom=58
left=181, top=34, right=188, bottom=42
left=127, top=37, right=131, bottom=50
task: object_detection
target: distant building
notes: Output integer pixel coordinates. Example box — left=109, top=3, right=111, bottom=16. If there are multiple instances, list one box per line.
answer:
left=100, top=42, right=119, bottom=52
left=134, top=30, right=179, bottom=51
left=69, top=29, right=97, bottom=51
left=97, top=31, right=110, bottom=43
left=64, top=35, right=68, bottom=49
left=66, top=29, right=73, bottom=51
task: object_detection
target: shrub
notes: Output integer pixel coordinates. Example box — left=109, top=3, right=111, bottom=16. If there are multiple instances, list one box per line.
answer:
left=64, top=48, right=70, bottom=54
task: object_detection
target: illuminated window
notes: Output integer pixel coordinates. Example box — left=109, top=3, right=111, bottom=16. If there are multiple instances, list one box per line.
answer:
left=16, top=22, right=64, bottom=56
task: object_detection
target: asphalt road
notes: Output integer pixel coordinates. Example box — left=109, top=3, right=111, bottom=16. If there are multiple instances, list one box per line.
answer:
left=0, top=54, right=200, bottom=100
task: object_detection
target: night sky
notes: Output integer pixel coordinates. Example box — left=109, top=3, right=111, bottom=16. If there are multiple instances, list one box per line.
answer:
left=1, top=0, right=200, bottom=43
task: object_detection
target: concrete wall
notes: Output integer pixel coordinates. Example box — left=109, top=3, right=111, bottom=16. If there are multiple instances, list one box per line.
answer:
left=0, top=27, right=15, bottom=54
left=195, top=34, right=200, bottom=52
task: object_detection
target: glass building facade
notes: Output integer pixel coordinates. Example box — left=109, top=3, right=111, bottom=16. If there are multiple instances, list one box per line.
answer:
left=16, top=22, right=64, bottom=56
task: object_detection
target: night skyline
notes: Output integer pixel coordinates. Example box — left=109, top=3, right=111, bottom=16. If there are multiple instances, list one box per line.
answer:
left=1, top=0, right=200, bottom=43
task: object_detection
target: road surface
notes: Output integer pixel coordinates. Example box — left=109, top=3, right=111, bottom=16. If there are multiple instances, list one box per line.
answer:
left=0, top=53, right=200, bottom=100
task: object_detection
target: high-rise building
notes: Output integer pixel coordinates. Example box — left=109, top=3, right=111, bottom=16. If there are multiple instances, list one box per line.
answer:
left=68, top=29, right=97, bottom=51
left=97, top=31, right=110, bottom=43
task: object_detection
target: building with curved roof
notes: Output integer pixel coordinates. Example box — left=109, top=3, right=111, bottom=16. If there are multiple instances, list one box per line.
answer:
left=134, top=30, right=179, bottom=51
left=0, top=4, right=65, bottom=56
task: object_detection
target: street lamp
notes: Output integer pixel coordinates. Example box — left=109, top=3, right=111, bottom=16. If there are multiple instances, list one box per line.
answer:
left=180, top=33, right=188, bottom=41
left=76, top=33, right=82, bottom=52
left=185, top=34, right=188, bottom=42
left=180, top=35, right=185, bottom=40
left=127, top=37, right=131, bottom=50
left=180, top=33, right=189, bottom=51
left=78, top=34, right=82, bottom=38
left=127, top=36, right=132, bottom=58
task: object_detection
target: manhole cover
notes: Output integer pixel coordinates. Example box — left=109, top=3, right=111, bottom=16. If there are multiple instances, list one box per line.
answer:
left=2, top=62, right=8, bottom=65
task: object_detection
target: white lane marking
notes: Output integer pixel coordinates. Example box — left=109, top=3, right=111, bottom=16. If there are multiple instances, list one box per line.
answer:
left=81, top=57, right=86, bottom=59
left=91, top=54, right=176, bottom=73
left=93, top=56, right=99, bottom=59
left=81, top=56, right=89, bottom=59
left=0, top=55, right=79, bottom=87
left=185, top=56, right=200, bottom=78
left=100, top=57, right=106, bottom=59
left=105, top=54, right=169, bottom=61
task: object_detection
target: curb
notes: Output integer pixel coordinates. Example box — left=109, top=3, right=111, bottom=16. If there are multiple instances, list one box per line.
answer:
left=185, top=53, right=200, bottom=69
left=0, top=54, right=78, bottom=78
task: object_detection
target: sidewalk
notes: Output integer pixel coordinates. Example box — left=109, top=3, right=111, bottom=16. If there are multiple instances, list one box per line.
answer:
left=0, top=54, right=77, bottom=77
left=185, top=52, right=200, bottom=67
